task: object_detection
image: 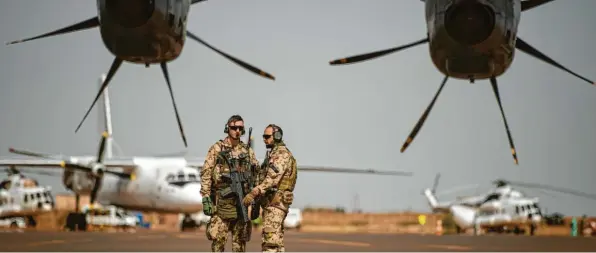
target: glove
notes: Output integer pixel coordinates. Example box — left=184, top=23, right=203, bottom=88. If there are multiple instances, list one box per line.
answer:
left=202, top=196, right=213, bottom=216
left=242, top=188, right=260, bottom=207
left=282, top=191, right=294, bottom=204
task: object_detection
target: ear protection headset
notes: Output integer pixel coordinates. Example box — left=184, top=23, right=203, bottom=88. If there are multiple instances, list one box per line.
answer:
left=268, top=124, right=283, bottom=142
left=224, top=115, right=246, bottom=135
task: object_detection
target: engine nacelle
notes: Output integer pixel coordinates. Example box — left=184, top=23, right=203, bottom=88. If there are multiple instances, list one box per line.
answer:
left=62, top=169, right=98, bottom=194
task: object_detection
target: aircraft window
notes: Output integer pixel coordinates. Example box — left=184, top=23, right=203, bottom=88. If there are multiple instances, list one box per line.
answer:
left=166, top=174, right=175, bottom=182
left=24, top=194, right=28, bottom=203
left=188, top=174, right=197, bottom=181
left=177, top=173, right=185, bottom=181
left=36, top=193, right=42, bottom=199
left=515, top=206, right=519, bottom=214
left=30, top=194, right=35, bottom=201
left=116, top=212, right=123, bottom=218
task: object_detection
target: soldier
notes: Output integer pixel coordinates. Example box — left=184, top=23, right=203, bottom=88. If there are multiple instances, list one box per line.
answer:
left=242, top=124, right=297, bottom=252
left=200, top=115, right=260, bottom=252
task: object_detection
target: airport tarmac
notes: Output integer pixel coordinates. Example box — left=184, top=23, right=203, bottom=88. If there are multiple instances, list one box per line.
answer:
left=1, top=229, right=595, bottom=252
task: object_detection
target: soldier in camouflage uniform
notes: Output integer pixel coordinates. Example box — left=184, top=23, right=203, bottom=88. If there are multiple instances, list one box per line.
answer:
left=200, top=115, right=260, bottom=252
left=242, top=124, right=297, bottom=252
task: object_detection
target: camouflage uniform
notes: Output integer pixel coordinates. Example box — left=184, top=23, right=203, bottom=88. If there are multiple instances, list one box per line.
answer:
left=200, top=137, right=260, bottom=252
left=246, top=141, right=297, bottom=252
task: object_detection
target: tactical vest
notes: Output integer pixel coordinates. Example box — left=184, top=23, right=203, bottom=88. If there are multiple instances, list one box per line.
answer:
left=213, top=140, right=251, bottom=220
left=263, top=145, right=297, bottom=209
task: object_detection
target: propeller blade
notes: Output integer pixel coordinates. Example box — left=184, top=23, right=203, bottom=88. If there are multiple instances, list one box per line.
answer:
left=329, top=38, right=429, bottom=65
left=8, top=147, right=54, bottom=159
left=489, top=77, right=519, bottom=165
left=96, top=132, right=109, bottom=163
left=160, top=62, right=188, bottom=148
left=105, top=170, right=135, bottom=180
left=59, top=161, right=93, bottom=173
left=400, top=76, right=449, bottom=153
left=191, top=0, right=208, bottom=4
left=515, top=37, right=594, bottom=85
left=521, top=0, right=555, bottom=12
left=185, top=31, right=276, bottom=80
left=5, top=17, right=100, bottom=45
left=89, top=177, right=103, bottom=205
left=75, top=57, right=123, bottom=133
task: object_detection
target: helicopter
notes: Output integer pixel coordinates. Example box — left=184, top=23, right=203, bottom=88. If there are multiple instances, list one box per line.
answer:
left=0, top=165, right=59, bottom=227
left=423, top=173, right=596, bottom=235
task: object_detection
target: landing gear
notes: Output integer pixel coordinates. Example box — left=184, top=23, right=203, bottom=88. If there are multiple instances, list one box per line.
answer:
left=180, top=213, right=198, bottom=232
left=64, top=193, right=87, bottom=231
left=64, top=213, right=87, bottom=231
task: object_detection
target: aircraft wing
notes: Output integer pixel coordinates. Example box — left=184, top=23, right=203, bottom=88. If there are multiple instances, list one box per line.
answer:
left=0, top=158, right=138, bottom=169
left=184, top=158, right=411, bottom=176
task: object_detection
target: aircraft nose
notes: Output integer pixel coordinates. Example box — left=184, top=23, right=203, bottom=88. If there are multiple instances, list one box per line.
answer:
left=180, top=184, right=203, bottom=211
left=445, top=1, right=496, bottom=45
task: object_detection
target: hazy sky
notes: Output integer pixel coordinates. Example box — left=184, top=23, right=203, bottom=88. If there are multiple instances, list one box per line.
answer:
left=1, top=0, right=596, bottom=216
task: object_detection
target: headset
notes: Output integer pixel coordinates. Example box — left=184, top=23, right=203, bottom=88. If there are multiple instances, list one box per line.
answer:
left=268, top=124, right=283, bottom=143
left=224, top=115, right=246, bottom=135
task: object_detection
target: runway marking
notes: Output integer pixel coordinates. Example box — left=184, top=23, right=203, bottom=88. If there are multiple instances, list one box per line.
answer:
left=297, top=238, right=370, bottom=247
left=137, top=235, right=167, bottom=239
left=175, top=233, right=204, bottom=239
left=426, top=244, right=472, bottom=251
left=28, top=239, right=66, bottom=247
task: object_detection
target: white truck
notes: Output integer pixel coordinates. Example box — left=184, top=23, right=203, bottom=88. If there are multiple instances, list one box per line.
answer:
left=82, top=204, right=138, bottom=231
left=0, top=217, right=26, bottom=229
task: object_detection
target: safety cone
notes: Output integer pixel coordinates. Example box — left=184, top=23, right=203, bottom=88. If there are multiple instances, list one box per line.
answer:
left=436, top=220, right=443, bottom=235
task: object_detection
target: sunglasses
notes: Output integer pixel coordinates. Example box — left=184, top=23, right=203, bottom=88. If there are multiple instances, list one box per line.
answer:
left=229, top=126, right=244, bottom=131
left=262, top=134, right=272, bottom=139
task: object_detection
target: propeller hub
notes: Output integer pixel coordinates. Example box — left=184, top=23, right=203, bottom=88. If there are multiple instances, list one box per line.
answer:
left=91, top=163, right=105, bottom=177
left=445, top=1, right=496, bottom=45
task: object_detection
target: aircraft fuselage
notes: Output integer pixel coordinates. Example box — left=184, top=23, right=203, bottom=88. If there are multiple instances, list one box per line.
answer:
left=62, top=157, right=203, bottom=214
left=97, top=0, right=190, bottom=64
left=425, top=0, right=521, bottom=81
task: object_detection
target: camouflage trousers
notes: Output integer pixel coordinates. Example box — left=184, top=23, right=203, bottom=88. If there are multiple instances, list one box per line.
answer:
left=206, top=214, right=252, bottom=252
left=261, top=206, right=288, bottom=252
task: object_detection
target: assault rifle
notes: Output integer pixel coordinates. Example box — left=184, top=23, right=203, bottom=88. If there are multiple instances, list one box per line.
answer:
left=219, top=154, right=251, bottom=223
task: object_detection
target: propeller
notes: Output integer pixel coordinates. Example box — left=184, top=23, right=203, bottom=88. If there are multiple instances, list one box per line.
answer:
left=9, top=132, right=135, bottom=207
left=5, top=0, right=275, bottom=150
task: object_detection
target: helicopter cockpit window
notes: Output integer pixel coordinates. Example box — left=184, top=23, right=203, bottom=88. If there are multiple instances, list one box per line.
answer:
left=177, top=172, right=185, bottom=181
left=165, top=174, right=175, bottom=182
left=0, top=180, right=10, bottom=190
left=482, top=193, right=501, bottom=203
left=188, top=173, right=197, bottom=181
